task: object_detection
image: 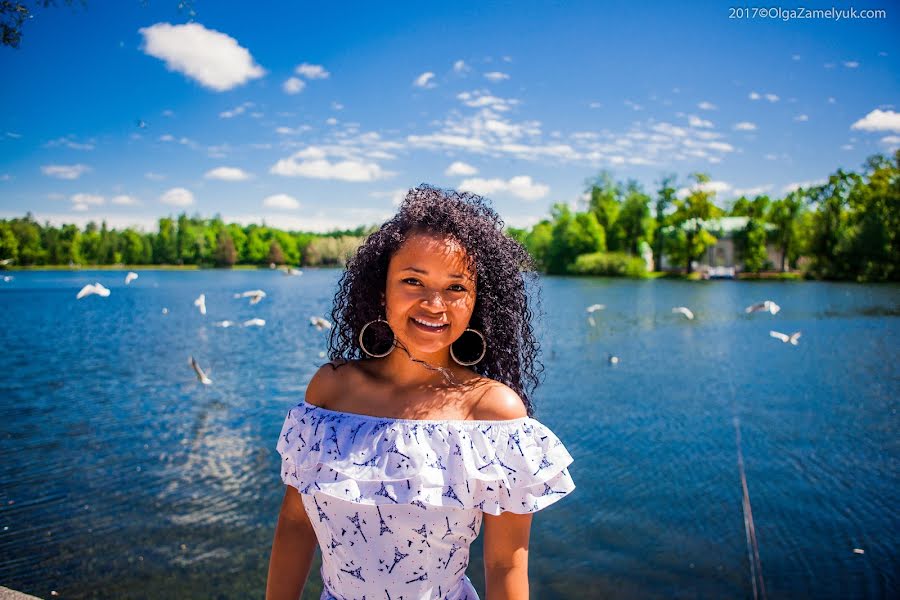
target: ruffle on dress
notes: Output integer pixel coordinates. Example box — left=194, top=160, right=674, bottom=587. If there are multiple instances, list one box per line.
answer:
left=276, top=401, right=575, bottom=515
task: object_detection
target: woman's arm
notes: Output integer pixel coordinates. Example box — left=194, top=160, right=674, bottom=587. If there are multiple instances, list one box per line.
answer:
left=266, top=485, right=319, bottom=600
left=483, top=510, right=533, bottom=600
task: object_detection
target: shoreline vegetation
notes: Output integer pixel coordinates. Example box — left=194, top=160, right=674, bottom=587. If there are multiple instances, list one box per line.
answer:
left=1, top=152, right=896, bottom=282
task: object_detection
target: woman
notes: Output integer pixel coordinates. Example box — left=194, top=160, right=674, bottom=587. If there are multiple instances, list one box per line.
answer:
left=267, top=185, right=575, bottom=600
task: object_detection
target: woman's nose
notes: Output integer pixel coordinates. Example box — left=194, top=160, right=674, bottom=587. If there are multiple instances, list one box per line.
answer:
left=421, top=290, right=446, bottom=309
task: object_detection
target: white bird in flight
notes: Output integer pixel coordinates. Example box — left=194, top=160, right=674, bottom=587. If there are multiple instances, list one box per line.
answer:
left=746, top=300, right=781, bottom=315
left=234, top=289, right=267, bottom=305
left=283, top=267, right=303, bottom=276
left=243, top=318, right=266, bottom=327
left=770, top=330, right=801, bottom=345
left=0, top=258, right=13, bottom=266
left=189, top=356, right=212, bottom=385
left=193, top=293, right=206, bottom=315
left=586, top=303, right=606, bottom=313
left=672, top=306, right=694, bottom=320
left=124, top=272, right=138, bottom=285
left=76, top=282, right=110, bottom=299
left=310, top=316, right=332, bottom=331
left=214, top=320, right=235, bottom=328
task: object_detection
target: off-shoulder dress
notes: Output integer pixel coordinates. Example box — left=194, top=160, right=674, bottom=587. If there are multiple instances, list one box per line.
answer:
left=276, top=400, right=575, bottom=600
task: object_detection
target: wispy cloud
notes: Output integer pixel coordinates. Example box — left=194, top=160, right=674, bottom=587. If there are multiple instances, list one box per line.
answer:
left=688, top=115, right=713, bottom=128
left=445, top=161, right=478, bottom=176
left=484, top=71, right=509, bottom=82
left=697, top=101, right=717, bottom=110
left=42, top=164, right=91, bottom=179
left=734, top=121, right=757, bottom=131
left=204, top=166, right=252, bottom=181
left=453, top=60, right=470, bottom=74
left=459, top=175, right=549, bottom=201
left=262, top=194, right=300, bottom=210
left=283, top=77, right=305, bottom=94
left=44, top=136, right=95, bottom=150
left=782, top=179, right=826, bottom=193
left=159, top=187, right=195, bottom=207
left=219, top=102, right=254, bottom=118
left=111, top=195, right=141, bottom=206
left=413, top=71, right=436, bottom=88
left=270, top=146, right=391, bottom=182
left=139, top=23, right=265, bottom=91
left=295, top=63, right=330, bottom=79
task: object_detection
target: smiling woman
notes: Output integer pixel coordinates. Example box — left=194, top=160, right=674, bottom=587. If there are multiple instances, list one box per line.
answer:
left=267, top=185, right=575, bottom=600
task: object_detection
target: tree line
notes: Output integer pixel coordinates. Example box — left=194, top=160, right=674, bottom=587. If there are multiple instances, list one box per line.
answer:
left=1, top=152, right=896, bottom=280
left=506, top=151, right=898, bottom=281
left=0, top=213, right=369, bottom=268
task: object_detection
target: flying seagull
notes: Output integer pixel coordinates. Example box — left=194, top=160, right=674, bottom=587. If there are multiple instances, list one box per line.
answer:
left=234, top=289, right=267, bottom=305
left=193, top=293, right=206, bottom=315
left=310, top=316, right=332, bottom=331
left=672, top=306, right=695, bottom=320
left=769, top=330, right=801, bottom=345
left=0, top=258, right=13, bottom=266
left=746, top=300, right=780, bottom=315
left=124, top=272, right=138, bottom=285
left=76, top=282, right=110, bottom=299
left=586, top=304, right=606, bottom=313
left=243, top=318, right=266, bottom=327
left=214, top=320, right=235, bottom=328
left=189, top=356, right=212, bottom=385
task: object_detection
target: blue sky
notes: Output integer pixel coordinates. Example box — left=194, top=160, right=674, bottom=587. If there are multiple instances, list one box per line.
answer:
left=1, top=0, right=897, bottom=232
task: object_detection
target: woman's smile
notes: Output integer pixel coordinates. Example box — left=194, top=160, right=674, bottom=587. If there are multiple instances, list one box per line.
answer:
left=409, top=315, right=450, bottom=333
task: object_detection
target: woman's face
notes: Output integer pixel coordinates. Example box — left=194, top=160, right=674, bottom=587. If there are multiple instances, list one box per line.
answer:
left=383, top=232, right=477, bottom=358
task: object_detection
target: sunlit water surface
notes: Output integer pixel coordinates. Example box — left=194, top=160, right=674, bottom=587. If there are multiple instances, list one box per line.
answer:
left=1, top=270, right=897, bottom=599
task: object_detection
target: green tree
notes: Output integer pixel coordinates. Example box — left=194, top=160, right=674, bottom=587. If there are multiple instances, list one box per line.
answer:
left=586, top=171, right=622, bottom=250
left=121, top=229, right=145, bottom=264
left=741, top=219, right=768, bottom=273
left=266, top=240, right=285, bottom=265
left=667, top=173, right=721, bottom=273
left=545, top=204, right=606, bottom=274
left=807, top=169, right=859, bottom=279
left=0, top=221, right=19, bottom=263
left=654, top=175, right=677, bottom=271
left=523, top=220, right=553, bottom=271
left=769, top=192, right=804, bottom=271
left=153, top=217, right=177, bottom=264
left=617, top=180, right=653, bottom=255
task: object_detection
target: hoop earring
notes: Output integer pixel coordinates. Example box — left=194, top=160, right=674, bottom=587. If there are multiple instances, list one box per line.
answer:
left=450, top=328, right=486, bottom=366
left=359, top=318, right=395, bottom=358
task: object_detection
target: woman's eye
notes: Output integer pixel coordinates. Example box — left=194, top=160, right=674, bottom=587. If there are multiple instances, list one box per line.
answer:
left=448, top=284, right=467, bottom=292
left=402, top=278, right=421, bottom=286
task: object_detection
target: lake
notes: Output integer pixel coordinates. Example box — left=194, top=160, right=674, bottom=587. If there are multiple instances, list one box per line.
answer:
left=0, top=269, right=897, bottom=599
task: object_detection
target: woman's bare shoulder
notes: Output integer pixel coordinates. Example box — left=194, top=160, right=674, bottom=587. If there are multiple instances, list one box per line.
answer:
left=469, top=378, right=527, bottom=421
left=304, top=359, right=359, bottom=408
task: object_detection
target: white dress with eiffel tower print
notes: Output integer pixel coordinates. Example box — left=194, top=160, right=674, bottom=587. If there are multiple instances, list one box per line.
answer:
left=276, top=400, right=575, bottom=600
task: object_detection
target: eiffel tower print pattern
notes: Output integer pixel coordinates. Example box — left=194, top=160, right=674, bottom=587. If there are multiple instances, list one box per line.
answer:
left=275, top=400, right=575, bottom=599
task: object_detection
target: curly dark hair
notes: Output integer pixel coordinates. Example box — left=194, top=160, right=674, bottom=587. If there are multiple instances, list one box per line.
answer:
left=326, top=184, right=543, bottom=415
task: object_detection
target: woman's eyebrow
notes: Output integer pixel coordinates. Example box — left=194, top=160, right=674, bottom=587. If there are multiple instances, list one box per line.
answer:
left=400, top=266, right=466, bottom=279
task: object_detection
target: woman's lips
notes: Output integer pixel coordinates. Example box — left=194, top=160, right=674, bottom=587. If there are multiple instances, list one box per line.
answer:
left=409, top=317, right=449, bottom=333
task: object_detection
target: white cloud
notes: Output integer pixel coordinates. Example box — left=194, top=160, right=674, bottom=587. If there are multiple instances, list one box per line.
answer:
left=749, top=91, right=761, bottom=100
left=851, top=109, right=900, bottom=133
left=880, top=135, right=900, bottom=149
left=159, top=187, right=195, bottom=207
left=624, top=99, right=643, bottom=111
left=445, top=161, right=478, bottom=176
left=219, top=101, right=254, bottom=118
left=326, top=117, right=338, bottom=126
left=453, top=60, right=470, bottom=74
left=331, top=101, right=344, bottom=111
left=697, top=101, right=717, bottom=110
left=42, top=164, right=90, bottom=179
left=283, top=77, right=305, bottom=94
left=145, top=172, right=166, bottom=181
left=270, top=146, right=390, bottom=182
left=459, top=175, right=549, bottom=201
left=842, top=60, right=859, bottom=68
left=484, top=71, right=509, bottom=82
left=45, top=136, right=95, bottom=150
left=111, top=195, right=141, bottom=206
left=204, top=166, right=252, bottom=181
left=588, top=101, right=603, bottom=109
left=765, top=93, right=780, bottom=102
left=734, top=121, right=757, bottom=131
left=5, top=131, right=22, bottom=139
left=688, top=115, right=713, bottom=128
left=295, top=63, right=329, bottom=79
left=676, top=180, right=731, bottom=199
left=413, top=71, right=436, bottom=88
left=139, top=23, right=265, bottom=91
left=794, top=114, right=809, bottom=122
left=71, top=193, right=104, bottom=206
left=262, top=194, right=300, bottom=210
left=457, top=91, right=519, bottom=111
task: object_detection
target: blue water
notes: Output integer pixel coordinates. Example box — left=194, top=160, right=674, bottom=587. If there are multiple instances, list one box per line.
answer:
left=0, top=270, right=897, bottom=599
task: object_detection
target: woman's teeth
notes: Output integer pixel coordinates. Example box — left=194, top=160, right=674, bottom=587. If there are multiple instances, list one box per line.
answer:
left=412, top=317, right=447, bottom=329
